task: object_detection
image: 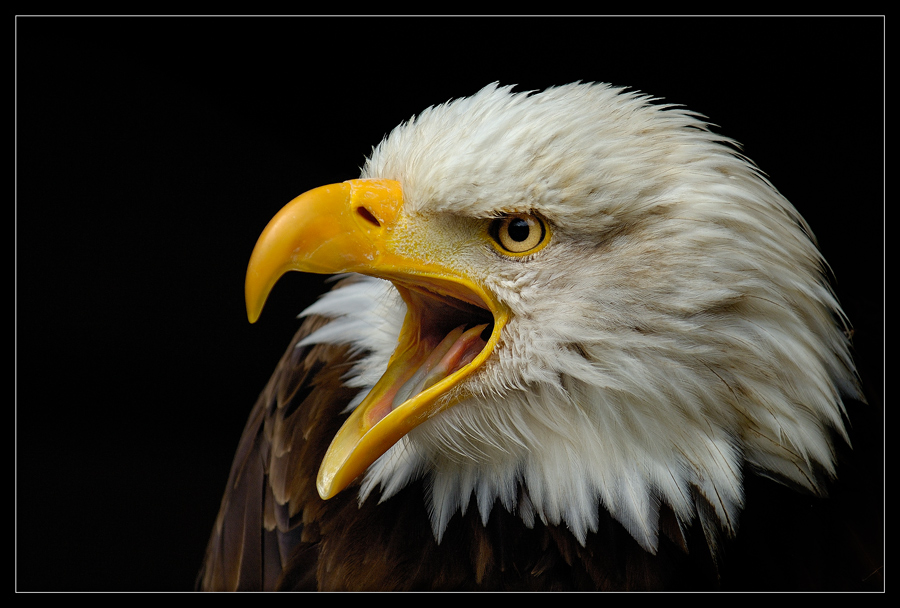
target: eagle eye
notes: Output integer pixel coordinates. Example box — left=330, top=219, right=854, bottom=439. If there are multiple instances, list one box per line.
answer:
left=490, top=213, right=549, bottom=255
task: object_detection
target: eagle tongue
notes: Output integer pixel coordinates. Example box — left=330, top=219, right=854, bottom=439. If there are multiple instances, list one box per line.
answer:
left=390, top=323, right=489, bottom=411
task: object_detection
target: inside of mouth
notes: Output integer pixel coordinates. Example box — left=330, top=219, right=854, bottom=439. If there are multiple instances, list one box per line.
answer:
left=362, top=285, right=495, bottom=427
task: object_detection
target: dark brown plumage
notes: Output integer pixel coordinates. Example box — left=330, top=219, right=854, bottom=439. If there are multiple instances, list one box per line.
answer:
left=198, top=309, right=718, bottom=591
left=199, top=296, right=881, bottom=591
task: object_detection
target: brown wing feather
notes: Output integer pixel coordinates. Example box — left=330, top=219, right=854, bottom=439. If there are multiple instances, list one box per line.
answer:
left=198, top=313, right=359, bottom=590
left=196, top=306, right=713, bottom=591
left=199, top=302, right=880, bottom=591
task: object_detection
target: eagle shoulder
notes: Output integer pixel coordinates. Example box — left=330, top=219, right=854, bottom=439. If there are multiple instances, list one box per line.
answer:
left=198, top=313, right=357, bottom=590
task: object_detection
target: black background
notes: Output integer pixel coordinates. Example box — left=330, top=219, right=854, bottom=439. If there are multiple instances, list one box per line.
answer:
left=16, top=16, right=884, bottom=591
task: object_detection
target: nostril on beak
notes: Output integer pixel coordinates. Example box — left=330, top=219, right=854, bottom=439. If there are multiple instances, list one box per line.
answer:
left=356, top=206, right=381, bottom=228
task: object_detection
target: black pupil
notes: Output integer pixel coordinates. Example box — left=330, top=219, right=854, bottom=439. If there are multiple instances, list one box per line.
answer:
left=507, top=218, right=531, bottom=242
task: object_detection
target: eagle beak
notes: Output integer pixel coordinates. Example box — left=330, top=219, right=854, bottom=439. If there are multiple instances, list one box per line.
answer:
left=246, top=179, right=508, bottom=500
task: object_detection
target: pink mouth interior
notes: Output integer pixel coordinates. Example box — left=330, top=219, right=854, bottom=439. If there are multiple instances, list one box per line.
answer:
left=389, top=323, right=488, bottom=411
left=363, top=286, right=494, bottom=428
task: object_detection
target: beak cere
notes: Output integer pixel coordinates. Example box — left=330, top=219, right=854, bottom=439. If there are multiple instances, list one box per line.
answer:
left=244, top=179, right=508, bottom=500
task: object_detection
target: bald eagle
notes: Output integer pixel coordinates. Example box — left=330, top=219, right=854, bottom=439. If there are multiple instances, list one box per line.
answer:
left=199, top=83, right=877, bottom=590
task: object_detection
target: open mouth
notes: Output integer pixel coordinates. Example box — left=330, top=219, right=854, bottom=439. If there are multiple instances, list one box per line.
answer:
left=242, top=178, right=513, bottom=498
left=315, top=274, right=508, bottom=499
left=361, top=281, right=497, bottom=428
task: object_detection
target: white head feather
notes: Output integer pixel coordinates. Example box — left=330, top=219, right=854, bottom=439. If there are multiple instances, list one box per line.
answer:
left=300, top=83, right=861, bottom=554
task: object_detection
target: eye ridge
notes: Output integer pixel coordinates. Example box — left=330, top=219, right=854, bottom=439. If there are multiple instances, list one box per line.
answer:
left=490, top=213, right=548, bottom=255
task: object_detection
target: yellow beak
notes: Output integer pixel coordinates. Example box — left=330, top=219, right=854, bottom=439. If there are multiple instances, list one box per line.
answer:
left=245, top=179, right=508, bottom=500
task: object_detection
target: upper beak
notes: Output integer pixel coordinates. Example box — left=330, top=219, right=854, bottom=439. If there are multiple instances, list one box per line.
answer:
left=246, top=179, right=404, bottom=323
left=245, top=179, right=508, bottom=500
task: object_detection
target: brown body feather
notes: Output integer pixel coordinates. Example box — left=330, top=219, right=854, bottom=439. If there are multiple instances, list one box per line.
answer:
left=199, top=312, right=880, bottom=591
left=197, top=313, right=711, bottom=590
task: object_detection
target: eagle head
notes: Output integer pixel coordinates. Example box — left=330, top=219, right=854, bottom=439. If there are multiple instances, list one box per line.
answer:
left=244, top=83, right=861, bottom=556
